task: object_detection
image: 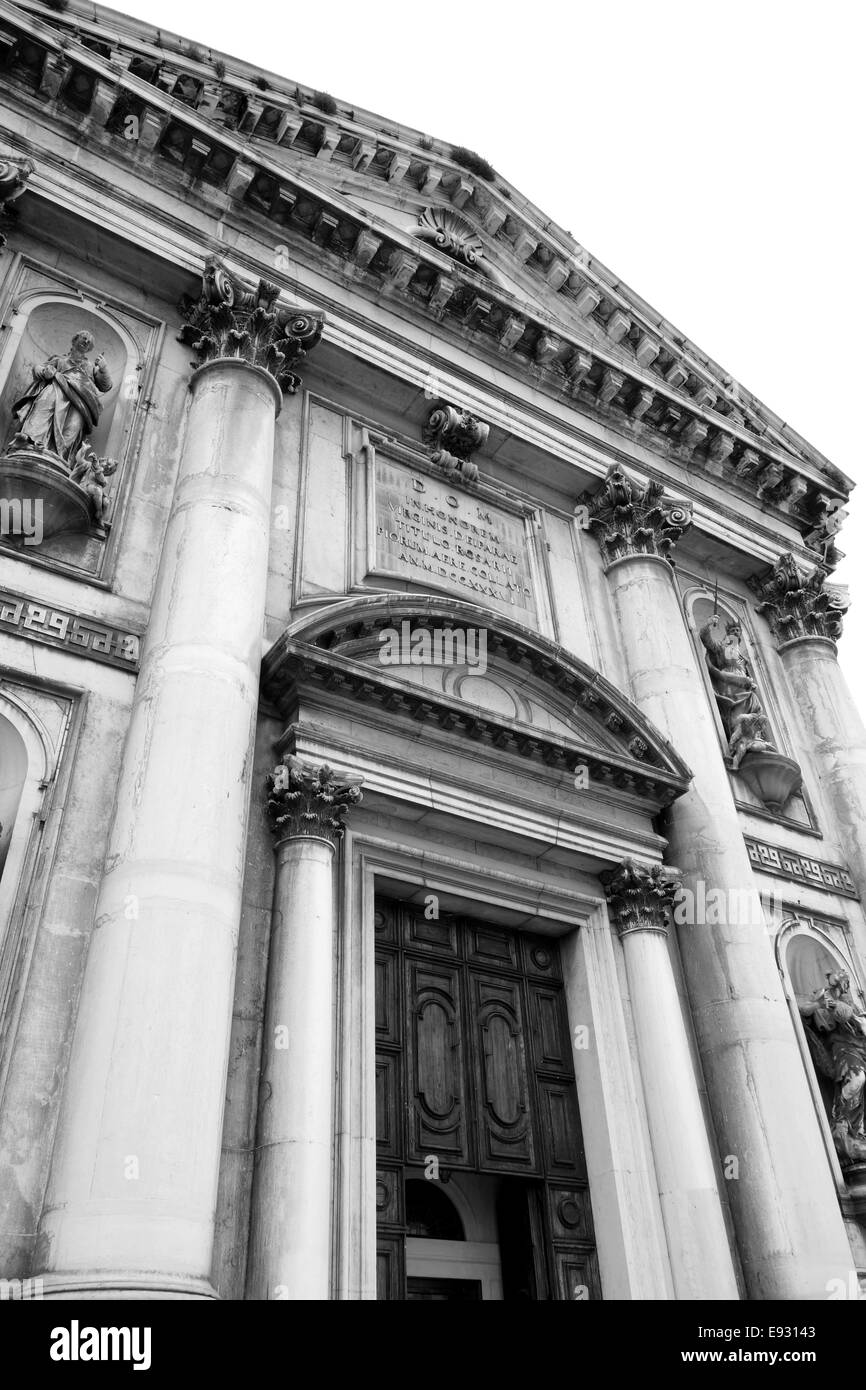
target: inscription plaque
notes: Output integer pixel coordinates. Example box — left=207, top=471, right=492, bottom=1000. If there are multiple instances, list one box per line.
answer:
left=374, top=457, right=537, bottom=619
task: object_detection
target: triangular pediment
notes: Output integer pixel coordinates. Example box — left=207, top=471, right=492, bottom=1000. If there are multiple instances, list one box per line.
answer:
left=4, top=0, right=851, bottom=547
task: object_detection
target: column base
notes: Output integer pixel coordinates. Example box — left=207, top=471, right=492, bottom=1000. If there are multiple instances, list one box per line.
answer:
left=31, top=1271, right=220, bottom=1300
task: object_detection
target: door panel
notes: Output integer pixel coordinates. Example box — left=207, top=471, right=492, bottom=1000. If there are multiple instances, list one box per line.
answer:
left=469, top=973, right=535, bottom=1171
left=528, top=983, right=572, bottom=1072
left=375, top=949, right=400, bottom=1045
left=537, top=1079, right=586, bottom=1179
left=406, top=959, right=471, bottom=1164
left=376, top=1233, right=405, bottom=1301
left=375, top=1052, right=402, bottom=1161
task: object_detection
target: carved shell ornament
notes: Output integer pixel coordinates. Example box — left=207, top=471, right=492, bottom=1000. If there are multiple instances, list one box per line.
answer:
left=416, top=207, right=484, bottom=268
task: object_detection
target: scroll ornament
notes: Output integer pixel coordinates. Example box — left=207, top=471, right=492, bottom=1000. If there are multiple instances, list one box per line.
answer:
left=179, top=257, right=323, bottom=394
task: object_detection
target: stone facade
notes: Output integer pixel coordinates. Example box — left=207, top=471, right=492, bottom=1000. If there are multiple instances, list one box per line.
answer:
left=0, top=0, right=864, bottom=1302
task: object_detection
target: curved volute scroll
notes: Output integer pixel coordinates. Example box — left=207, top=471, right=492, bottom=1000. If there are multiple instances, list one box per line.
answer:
left=178, top=256, right=324, bottom=398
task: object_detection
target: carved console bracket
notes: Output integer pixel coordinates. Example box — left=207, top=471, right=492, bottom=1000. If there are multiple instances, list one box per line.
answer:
left=423, top=402, right=489, bottom=485
left=178, top=256, right=324, bottom=395
left=0, top=154, right=35, bottom=247
left=748, top=552, right=849, bottom=645
left=581, top=464, right=692, bottom=567
left=600, top=858, right=682, bottom=937
left=265, top=756, right=363, bottom=845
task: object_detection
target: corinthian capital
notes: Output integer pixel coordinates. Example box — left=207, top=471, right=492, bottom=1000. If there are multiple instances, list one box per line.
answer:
left=179, top=257, right=323, bottom=394
left=581, top=464, right=692, bottom=567
left=600, top=859, right=681, bottom=937
left=266, top=756, right=363, bottom=845
left=748, top=552, right=849, bottom=645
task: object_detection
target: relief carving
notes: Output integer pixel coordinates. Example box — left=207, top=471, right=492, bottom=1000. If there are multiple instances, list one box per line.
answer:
left=423, top=402, right=489, bottom=484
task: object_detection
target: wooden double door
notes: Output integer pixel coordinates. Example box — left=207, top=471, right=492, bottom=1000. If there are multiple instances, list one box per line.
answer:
left=375, top=897, right=600, bottom=1299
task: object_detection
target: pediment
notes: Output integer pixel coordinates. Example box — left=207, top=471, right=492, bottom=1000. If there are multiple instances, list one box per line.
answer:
left=262, top=596, right=692, bottom=808
left=6, top=1, right=851, bottom=534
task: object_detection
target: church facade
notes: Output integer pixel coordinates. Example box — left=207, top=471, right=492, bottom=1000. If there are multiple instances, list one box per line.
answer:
left=0, top=0, right=864, bottom=1302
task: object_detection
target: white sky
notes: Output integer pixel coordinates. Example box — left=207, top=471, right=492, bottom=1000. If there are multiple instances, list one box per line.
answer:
left=106, top=0, right=865, bottom=713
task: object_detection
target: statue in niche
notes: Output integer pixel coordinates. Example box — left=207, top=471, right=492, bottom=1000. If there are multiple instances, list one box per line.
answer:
left=699, top=614, right=777, bottom=769
left=799, top=971, right=866, bottom=1165
left=70, top=443, right=117, bottom=522
left=6, top=329, right=112, bottom=465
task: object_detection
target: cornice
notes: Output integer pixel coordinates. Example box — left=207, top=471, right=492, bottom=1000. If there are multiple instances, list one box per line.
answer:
left=7, top=2, right=848, bottom=494
left=0, top=139, right=829, bottom=578
left=1, top=0, right=852, bottom=548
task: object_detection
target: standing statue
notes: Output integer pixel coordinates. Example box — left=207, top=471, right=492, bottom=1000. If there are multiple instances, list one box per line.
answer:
left=799, top=971, right=866, bottom=1164
left=699, top=614, right=777, bottom=768
left=6, top=330, right=112, bottom=464
left=70, top=442, right=118, bottom=522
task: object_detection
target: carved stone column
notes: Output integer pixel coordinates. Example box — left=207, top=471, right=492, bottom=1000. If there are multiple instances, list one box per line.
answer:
left=584, top=466, right=853, bottom=1299
left=750, top=554, right=866, bottom=897
left=35, top=262, right=322, bottom=1299
left=601, top=860, right=739, bottom=1299
left=245, top=758, right=362, bottom=1301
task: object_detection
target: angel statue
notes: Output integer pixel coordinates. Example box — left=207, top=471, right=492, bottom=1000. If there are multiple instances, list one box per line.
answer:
left=799, top=971, right=866, bottom=1164
left=70, top=442, right=117, bottom=523
left=700, top=614, right=777, bottom=768
left=6, top=329, right=112, bottom=465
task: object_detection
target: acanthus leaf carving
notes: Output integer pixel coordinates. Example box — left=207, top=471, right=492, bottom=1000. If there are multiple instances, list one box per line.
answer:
left=178, top=256, right=323, bottom=393
left=266, top=756, right=363, bottom=845
left=581, top=464, right=692, bottom=567
left=748, top=551, right=849, bottom=645
left=600, top=858, right=682, bottom=937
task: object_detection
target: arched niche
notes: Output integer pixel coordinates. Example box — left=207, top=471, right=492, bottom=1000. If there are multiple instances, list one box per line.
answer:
left=684, top=585, right=806, bottom=820
left=776, top=918, right=866, bottom=1182
left=0, top=714, right=28, bottom=881
left=0, top=299, right=130, bottom=462
left=0, top=291, right=142, bottom=553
